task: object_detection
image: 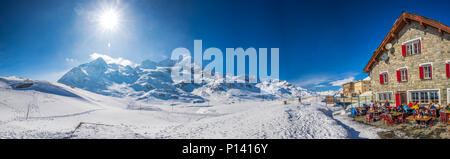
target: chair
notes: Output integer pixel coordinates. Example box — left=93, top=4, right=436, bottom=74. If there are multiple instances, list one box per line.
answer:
left=374, top=112, right=381, bottom=121
left=431, top=110, right=437, bottom=118
left=385, top=115, right=394, bottom=127
left=439, top=112, right=447, bottom=123
left=397, top=114, right=405, bottom=124
left=448, top=115, right=450, bottom=125
left=380, top=113, right=386, bottom=121
left=366, top=113, right=373, bottom=123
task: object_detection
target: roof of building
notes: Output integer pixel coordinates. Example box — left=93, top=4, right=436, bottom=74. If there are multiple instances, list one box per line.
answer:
left=363, top=12, right=450, bottom=73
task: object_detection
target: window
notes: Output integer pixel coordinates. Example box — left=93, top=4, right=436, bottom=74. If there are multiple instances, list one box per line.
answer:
left=420, top=64, right=432, bottom=79
left=377, top=92, right=393, bottom=102
left=380, top=72, right=388, bottom=84
left=409, top=90, right=439, bottom=106
left=397, top=68, right=408, bottom=82
left=402, top=39, right=421, bottom=56
left=411, top=92, right=419, bottom=103
left=448, top=88, right=450, bottom=105
left=424, top=65, right=431, bottom=79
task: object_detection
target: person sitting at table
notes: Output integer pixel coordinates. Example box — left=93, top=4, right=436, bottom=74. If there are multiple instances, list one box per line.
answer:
left=398, top=105, right=404, bottom=112
left=407, top=102, right=413, bottom=108
left=359, top=105, right=366, bottom=115
left=403, top=104, right=409, bottom=113
left=385, top=100, right=390, bottom=108
left=434, top=102, right=441, bottom=109
left=427, top=103, right=433, bottom=110
left=419, top=104, right=427, bottom=111
left=430, top=104, right=437, bottom=110
left=425, top=109, right=433, bottom=117
left=418, top=109, right=425, bottom=117
left=412, top=103, right=419, bottom=110
left=423, top=109, right=427, bottom=116
left=380, top=104, right=386, bottom=112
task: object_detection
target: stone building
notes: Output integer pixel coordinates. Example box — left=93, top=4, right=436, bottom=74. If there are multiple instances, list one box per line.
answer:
left=364, top=12, right=450, bottom=106
left=342, top=82, right=355, bottom=97
left=342, top=79, right=371, bottom=97
left=354, top=80, right=370, bottom=95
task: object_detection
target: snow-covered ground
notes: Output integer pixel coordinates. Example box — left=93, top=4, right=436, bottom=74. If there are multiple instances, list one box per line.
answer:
left=0, top=77, right=384, bottom=139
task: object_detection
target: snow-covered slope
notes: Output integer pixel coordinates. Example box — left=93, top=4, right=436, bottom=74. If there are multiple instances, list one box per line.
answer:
left=0, top=77, right=141, bottom=121
left=0, top=77, right=381, bottom=139
left=58, top=57, right=309, bottom=103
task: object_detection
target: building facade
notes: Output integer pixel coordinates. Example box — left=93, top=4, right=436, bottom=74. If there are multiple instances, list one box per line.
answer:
left=364, top=12, right=450, bottom=106
left=354, top=80, right=370, bottom=94
left=342, top=82, right=355, bottom=97
left=342, top=79, right=370, bottom=97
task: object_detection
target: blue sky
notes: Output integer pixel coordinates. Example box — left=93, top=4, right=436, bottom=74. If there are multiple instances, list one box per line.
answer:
left=0, top=0, right=449, bottom=91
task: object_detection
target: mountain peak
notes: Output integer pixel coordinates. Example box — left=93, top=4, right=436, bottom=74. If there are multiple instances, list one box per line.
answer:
left=89, top=57, right=108, bottom=66
left=140, top=59, right=158, bottom=69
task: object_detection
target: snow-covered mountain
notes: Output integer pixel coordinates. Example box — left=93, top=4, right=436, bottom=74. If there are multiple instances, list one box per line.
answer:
left=58, top=57, right=309, bottom=103
left=313, top=88, right=343, bottom=97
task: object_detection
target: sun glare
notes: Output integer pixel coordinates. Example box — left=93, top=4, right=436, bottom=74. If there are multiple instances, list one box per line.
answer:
left=99, top=9, right=119, bottom=31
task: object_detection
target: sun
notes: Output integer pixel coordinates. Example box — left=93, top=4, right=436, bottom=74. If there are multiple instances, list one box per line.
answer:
left=99, top=9, right=119, bottom=31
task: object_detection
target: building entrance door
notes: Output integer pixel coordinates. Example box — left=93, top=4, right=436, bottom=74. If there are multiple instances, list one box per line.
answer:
left=395, top=92, right=407, bottom=106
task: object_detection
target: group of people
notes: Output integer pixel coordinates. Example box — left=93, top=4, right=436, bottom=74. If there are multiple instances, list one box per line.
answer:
left=353, top=100, right=450, bottom=118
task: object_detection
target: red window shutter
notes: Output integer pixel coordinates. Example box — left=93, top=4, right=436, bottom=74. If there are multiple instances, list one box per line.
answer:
left=418, top=40, right=421, bottom=53
left=379, top=74, right=384, bottom=84
left=401, top=45, right=406, bottom=56
left=395, top=93, right=400, bottom=107
left=446, top=63, right=450, bottom=78
left=430, top=65, right=432, bottom=79
left=419, top=66, right=424, bottom=79
left=396, top=70, right=401, bottom=82
left=405, top=69, right=408, bottom=81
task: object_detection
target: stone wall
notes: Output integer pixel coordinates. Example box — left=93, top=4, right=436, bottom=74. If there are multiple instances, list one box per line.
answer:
left=369, top=21, right=450, bottom=105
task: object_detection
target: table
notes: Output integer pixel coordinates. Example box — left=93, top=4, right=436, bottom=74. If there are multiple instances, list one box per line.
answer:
left=367, top=110, right=382, bottom=113
left=406, top=116, right=432, bottom=128
left=367, top=110, right=382, bottom=120
left=391, top=112, right=403, bottom=117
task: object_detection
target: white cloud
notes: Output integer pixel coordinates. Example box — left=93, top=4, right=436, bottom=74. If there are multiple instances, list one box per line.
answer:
left=65, top=58, right=76, bottom=63
left=362, top=76, right=371, bottom=81
left=289, top=72, right=360, bottom=89
left=330, top=77, right=355, bottom=86
left=89, top=53, right=134, bottom=66
left=292, top=74, right=332, bottom=87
